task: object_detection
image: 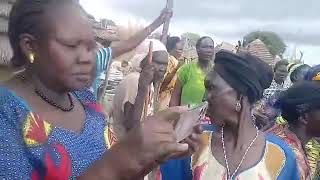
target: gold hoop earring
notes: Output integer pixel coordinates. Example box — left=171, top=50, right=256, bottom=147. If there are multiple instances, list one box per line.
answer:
left=235, top=101, right=241, bottom=112
left=28, top=53, right=35, bottom=64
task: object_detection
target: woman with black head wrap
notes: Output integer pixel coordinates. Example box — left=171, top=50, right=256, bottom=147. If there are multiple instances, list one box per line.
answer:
left=160, top=50, right=300, bottom=180
left=270, top=81, right=320, bottom=179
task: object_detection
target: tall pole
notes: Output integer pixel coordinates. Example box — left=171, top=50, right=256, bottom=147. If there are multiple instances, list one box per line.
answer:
left=160, top=0, right=173, bottom=45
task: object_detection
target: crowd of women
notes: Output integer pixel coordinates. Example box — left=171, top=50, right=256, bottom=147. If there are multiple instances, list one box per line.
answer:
left=1, top=0, right=320, bottom=180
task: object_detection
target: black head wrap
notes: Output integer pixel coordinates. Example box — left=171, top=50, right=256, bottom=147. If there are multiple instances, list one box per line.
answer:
left=214, top=50, right=273, bottom=103
left=290, top=64, right=311, bottom=83
left=275, top=81, right=320, bottom=124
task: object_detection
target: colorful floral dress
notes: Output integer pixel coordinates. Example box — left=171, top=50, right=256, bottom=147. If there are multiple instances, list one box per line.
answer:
left=268, top=118, right=320, bottom=180
left=0, top=87, right=116, bottom=179
left=160, top=131, right=300, bottom=180
left=158, top=55, right=179, bottom=111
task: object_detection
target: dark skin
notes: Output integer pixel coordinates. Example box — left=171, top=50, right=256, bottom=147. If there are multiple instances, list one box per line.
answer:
left=2, top=3, right=201, bottom=179
left=98, top=9, right=172, bottom=59
left=274, top=65, right=288, bottom=85
left=306, top=109, right=320, bottom=137
left=160, top=41, right=184, bottom=93
left=291, top=109, right=320, bottom=144
left=169, top=37, right=214, bottom=107
left=169, top=41, right=184, bottom=60
left=204, top=71, right=266, bottom=176
left=124, top=51, right=169, bottom=132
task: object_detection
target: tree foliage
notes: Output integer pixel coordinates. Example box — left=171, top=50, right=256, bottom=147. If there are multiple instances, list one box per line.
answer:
left=181, top=32, right=201, bottom=47
left=243, top=31, right=286, bottom=56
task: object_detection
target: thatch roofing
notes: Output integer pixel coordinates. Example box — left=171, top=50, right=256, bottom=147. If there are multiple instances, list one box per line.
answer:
left=246, top=39, right=276, bottom=66
left=0, top=2, right=12, bottom=33
left=94, top=26, right=119, bottom=42
left=215, top=42, right=237, bottom=53
left=0, top=1, right=13, bottom=65
left=0, top=17, right=8, bottom=34
left=0, top=36, right=12, bottom=65
left=87, top=12, right=120, bottom=42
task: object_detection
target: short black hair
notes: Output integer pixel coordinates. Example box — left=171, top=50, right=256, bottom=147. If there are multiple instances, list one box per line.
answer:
left=8, top=0, right=81, bottom=67
left=290, top=64, right=311, bottom=83
left=274, top=60, right=289, bottom=72
left=276, top=81, right=320, bottom=125
left=166, top=36, right=181, bottom=52
left=196, top=36, right=214, bottom=49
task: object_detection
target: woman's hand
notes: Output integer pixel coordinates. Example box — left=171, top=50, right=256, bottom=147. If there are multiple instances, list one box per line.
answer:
left=153, top=8, right=173, bottom=27
left=138, top=64, right=155, bottom=90
left=124, top=107, right=202, bottom=165
left=80, top=107, right=202, bottom=180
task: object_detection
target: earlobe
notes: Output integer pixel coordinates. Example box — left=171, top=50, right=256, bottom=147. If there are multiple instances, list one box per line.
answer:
left=18, top=33, right=37, bottom=61
left=298, top=115, right=308, bottom=125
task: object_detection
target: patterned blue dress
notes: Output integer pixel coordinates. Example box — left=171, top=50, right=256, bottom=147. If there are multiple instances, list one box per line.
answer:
left=0, top=87, right=110, bottom=179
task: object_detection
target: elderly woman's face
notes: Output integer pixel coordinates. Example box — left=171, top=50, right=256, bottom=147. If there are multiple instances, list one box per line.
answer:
left=172, top=41, right=184, bottom=60
left=152, top=51, right=169, bottom=82
left=204, top=71, right=238, bottom=125
left=35, top=4, right=96, bottom=91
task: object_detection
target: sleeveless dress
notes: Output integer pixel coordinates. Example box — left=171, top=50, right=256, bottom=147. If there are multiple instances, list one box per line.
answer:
left=160, top=130, right=301, bottom=180
left=0, top=87, right=116, bottom=179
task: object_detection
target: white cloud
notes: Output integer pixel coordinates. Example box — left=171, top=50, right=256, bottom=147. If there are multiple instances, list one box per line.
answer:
left=80, top=0, right=320, bottom=65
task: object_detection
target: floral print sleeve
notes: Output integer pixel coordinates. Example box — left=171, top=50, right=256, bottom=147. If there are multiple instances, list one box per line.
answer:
left=0, top=87, right=109, bottom=179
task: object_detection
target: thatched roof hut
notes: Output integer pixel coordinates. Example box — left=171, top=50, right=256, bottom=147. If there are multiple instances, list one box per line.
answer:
left=215, top=42, right=237, bottom=53
left=246, top=39, right=276, bottom=66
left=0, top=0, right=15, bottom=66
left=86, top=13, right=120, bottom=44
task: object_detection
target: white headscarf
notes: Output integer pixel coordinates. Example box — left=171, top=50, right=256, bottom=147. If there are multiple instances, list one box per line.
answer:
left=130, top=39, right=168, bottom=72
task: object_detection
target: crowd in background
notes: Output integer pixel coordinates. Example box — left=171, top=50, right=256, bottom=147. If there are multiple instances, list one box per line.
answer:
left=0, top=0, right=320, bottom=180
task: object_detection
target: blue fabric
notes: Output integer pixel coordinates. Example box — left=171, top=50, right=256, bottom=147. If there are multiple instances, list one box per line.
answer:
left=265, top=134, right=300, bottom=180
left=161, top=158, right=192, bottom=180
left=202, top=124, right=217, bottom=132
left=0, top=87, right=108, bottom=179
left=92, top=47, right=113, bottom=97
left=161, top=131, right=300, bottom=180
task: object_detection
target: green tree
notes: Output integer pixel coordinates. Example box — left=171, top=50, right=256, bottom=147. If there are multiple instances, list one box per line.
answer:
left=181, top=32, right=201, bottom=47
left=243, top=31, right=286, bottom=56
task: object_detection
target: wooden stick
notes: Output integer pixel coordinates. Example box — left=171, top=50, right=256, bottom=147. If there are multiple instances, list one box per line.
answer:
left=143, top=42, right=154, bottom=120
left=160, top=0, right=173, bottom=45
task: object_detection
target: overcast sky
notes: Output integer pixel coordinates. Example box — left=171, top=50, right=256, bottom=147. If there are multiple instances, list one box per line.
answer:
left=80, top=0, right=320, bottom=65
